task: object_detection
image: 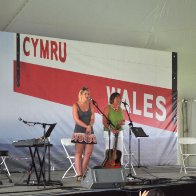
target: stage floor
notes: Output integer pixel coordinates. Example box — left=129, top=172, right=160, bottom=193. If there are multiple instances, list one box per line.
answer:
left=1, top=166, right=196, bottom=195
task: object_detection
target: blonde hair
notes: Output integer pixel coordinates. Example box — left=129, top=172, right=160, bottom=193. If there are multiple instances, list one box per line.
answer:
left=78, top=87, right=89, bottom=102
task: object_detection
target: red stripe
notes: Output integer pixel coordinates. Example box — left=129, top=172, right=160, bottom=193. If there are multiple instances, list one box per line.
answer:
left=14, top=61, right=176, bottom=132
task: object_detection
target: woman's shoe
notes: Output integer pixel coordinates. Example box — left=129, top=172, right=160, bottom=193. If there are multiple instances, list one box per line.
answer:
left=76, top=175, right=83, bottom=182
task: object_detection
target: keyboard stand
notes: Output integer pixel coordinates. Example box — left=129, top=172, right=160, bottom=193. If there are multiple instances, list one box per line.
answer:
left=27, top=145, right=50, bottom=185
left=13, top=122, right=62, bottom=186
left=15, top=143, right=52, bottom=186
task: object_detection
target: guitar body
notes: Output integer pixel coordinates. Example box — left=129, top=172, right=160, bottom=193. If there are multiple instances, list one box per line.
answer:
left=102, top=149, right=122, bottom=168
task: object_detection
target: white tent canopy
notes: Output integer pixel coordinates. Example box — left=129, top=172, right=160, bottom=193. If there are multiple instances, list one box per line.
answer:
left=1, top=0, right=196, bottom=167
left=0, top=0, right=196, bottom=54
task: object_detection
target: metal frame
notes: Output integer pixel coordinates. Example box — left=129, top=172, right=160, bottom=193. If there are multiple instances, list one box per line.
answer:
left=61, top=138, right=77, bottom=179
left=179, top=137, right=196, bottom=174
left=123, top=143, right=136, bottom=175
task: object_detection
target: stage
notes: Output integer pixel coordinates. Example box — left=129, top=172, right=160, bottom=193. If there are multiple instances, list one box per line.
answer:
left=1, top=166, right=196, bottom=195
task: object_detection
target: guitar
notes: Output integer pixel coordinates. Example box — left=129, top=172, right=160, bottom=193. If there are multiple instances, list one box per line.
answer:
left=102, top=133, right=122, bottom=168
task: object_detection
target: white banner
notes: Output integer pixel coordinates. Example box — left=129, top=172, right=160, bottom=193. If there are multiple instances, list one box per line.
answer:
left=0, top=32, right=177, bottom=171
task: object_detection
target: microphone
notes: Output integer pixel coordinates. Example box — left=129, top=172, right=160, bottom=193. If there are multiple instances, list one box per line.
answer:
left=18, top=117, right=27, bottom=124
left=121, top=101, right=128, bottom=105
left=89, top=97, right=97, bottom=104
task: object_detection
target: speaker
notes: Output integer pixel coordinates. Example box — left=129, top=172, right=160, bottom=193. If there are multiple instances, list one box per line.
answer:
left=81, top=168, right=127, bottom=189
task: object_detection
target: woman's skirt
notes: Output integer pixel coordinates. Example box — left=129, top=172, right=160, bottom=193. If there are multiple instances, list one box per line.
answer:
left=71, top=133, right=97, bottom=144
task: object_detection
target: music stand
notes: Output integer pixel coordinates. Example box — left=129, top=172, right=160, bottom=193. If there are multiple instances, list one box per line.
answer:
left=40, top=123, right=62, bottom=186
left=131, top=127, right=148, bottom=168
left=40, top=123, right=56, bottom=186
left=42, top=123, right=56, bottom=138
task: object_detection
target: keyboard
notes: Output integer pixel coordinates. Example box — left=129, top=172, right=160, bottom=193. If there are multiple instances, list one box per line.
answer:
left=13, top=138, right=50, bottom=147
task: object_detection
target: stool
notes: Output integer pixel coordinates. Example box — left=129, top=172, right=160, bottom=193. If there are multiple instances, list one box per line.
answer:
left=0, top=150, right=11, bottom=177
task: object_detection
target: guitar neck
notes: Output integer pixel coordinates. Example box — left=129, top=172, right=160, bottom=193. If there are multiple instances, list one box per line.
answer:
left=113, top=133, right=119, bottom=150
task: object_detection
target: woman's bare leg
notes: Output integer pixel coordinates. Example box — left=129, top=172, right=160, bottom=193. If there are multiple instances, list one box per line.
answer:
left=75, top=143, right=84, bottom=176
left=82, top=144, right=94, bottom=174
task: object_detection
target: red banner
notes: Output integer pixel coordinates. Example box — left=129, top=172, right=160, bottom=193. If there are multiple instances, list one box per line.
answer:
left=14, top=61, right=176, bottom=132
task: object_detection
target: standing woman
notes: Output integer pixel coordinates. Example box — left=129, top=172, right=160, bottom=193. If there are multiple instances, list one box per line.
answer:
left=102, top=92, right=125, bottom=164
left=71, top=87, right=97, bottom=181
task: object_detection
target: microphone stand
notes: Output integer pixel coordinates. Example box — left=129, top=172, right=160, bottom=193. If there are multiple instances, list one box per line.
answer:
left=122, top=102, right=136, bottom=179
left=40, top=123, right=47, bottom=188
left=35, top=122, right=62, bottom=186
left=90, top=99, right=115, bottom=159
